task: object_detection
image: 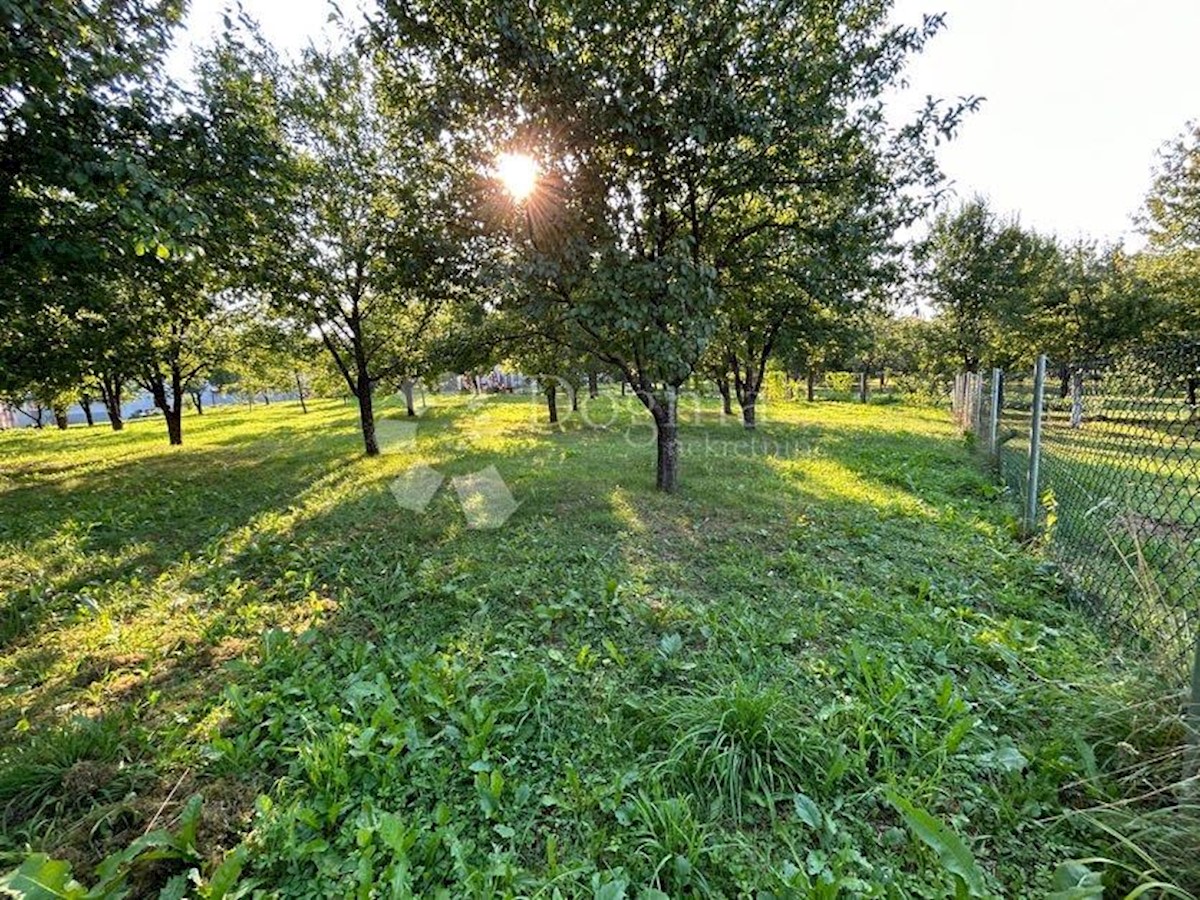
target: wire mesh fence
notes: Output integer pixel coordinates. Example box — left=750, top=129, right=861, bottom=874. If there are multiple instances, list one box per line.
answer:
left=956, top=342, right=1200, bottom=685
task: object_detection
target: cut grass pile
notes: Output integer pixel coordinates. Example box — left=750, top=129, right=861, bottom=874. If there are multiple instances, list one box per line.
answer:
left=0, top=392, right=1190, bottom=897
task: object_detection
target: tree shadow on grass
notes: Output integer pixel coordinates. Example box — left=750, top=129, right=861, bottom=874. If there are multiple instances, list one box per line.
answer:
left=0, top=442, right=354, bottom=653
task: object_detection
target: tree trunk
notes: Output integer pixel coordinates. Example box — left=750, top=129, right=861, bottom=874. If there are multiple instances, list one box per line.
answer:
left=80, top=394, right=95, bottom=426
left=806, top=369, right=816, bottom=402
left=741, top=390, right=757, bottom=428
left=150, top=372, right=183, bottom=445
left=357, top=386, right=379, bottom=456
left=190, top=391, right=204, bottom=415
left=295, top=372, right=308, bottom=413
left=545, top=383, right=558, bottom=424
left=263, top=392, right=271, bottom=406
left=352, top=344, right=379, bottom=457
left=99, top=376, right=124, bottom=431
left=651, top=388, right=680, bottom=493
left=1059, top=365, right=1070, bottom=400
left=879, top=370, right=886, bottom=388
left=152, top=382, right=182, bottom=444
left=165, top=407, right=182, bottom=445
left=858, top=371, right=868, bottom=403
left=401, top=378, right=416, bottom=417
left=716, top=376, right=732, bottom=416
left=571, top=385, right=579, bottom=412
left=588, top=371, right=599, bottom=399
left=1187, top=376, right=1197, bottom=409
left=53, top=405, right=68, bottom=430
left=737, top=373, right=759, bottom=430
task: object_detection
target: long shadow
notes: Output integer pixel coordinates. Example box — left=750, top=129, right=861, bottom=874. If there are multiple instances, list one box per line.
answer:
left=0, top=416, right=365, bottom=650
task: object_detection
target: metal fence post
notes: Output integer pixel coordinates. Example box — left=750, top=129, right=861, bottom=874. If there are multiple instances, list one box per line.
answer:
left=989, top=368, right=1002, bottom=459
left=969, top=369, right=979, bottom=434
left=1025, top=354, right=1046, bottom=536
left=965, top=373, right=974, bottom=431
left=971, top=372, right=983, bottom=434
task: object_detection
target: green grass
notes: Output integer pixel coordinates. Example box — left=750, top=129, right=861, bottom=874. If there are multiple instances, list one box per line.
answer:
left=0, top=391, right=1189, bottom=896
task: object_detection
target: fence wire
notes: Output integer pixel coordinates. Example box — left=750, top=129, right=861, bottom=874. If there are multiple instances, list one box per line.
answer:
left=958, top=343, right=1200, bottom=682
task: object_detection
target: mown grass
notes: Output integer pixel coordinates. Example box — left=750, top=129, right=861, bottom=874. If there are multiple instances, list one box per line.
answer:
left=0, top=391, right=1189, bottom=896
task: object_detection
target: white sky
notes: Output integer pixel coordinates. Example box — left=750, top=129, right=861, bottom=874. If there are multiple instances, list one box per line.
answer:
left=891, top=0, right=1200, bottom=248
left=169, top=0, right=1200, bottom=249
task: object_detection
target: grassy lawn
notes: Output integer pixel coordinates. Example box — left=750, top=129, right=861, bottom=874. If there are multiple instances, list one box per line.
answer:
left=0, top=393, right=1186, bottom=896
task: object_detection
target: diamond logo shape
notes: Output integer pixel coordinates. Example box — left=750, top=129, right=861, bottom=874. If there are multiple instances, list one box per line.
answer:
left=452, top=466, right=520, bottom=530
left=389, top=465, right=445, bottom=512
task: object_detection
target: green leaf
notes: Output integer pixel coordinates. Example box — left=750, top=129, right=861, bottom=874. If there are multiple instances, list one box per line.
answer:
left=658, top=633, right=682, bottom=656
left=204, top=846, right=248, bottom=899
left=602, top=638, right=626, bottom=666
left=155, top=243, right=171, bottom=260
left=158, top=871, right=192, bottom=900
left=1072, top=733, right=1100, bottom=782
left=94, top=835, right=175, bottom=883
left=0, top=855, right=87, bottom=899
left=593, top=878, right=627, bottom=900
left=976, top=744, right=1028, bottom=773
left=885, top=789, right=989, bottom=897
left=1046, top=861, right=1104, bottom=899
left=792, top=792, right=822, bottom=829
left=176, top=794, right=204, bottom=849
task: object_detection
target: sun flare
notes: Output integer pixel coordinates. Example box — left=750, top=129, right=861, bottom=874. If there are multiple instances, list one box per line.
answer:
left=496, top=152, right=538, bottom=201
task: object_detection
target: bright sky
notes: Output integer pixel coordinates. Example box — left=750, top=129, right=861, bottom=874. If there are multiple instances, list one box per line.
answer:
left=891, top=0, right=1200, bottom=248
left=165, top=0, right=346, bottom=79
left=169, top=0, right=1200, bottom=249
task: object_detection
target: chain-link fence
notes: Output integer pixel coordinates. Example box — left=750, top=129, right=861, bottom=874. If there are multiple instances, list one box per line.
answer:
left=955, top=343, right=1200, bottom=686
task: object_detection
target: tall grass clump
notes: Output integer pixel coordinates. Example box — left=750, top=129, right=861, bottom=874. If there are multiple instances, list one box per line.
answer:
left=0, top=716, right=147, bottom=833
left=1056, top=685, right=1200, bottom=897
left=649, top=681, right=817, bottom=823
